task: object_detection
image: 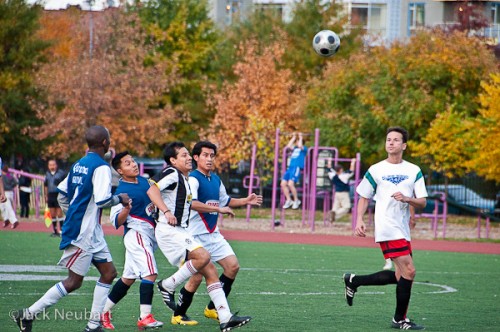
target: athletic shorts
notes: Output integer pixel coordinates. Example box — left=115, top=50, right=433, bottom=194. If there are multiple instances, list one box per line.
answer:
left=58, top=245, right=113, bottom=277
left=155, top=222, right=203, bottom=268
left=282, top=166, right=302, bottom=183
left=47, top=192, right=61, bottom=208
left=379, top=239, right=412, bottom=259
left=122, top=229, right=158, bottom=279
left=193, top=232, right=235, bottom=262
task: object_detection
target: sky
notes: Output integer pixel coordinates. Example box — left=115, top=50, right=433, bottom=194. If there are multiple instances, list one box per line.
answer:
left=26, top=0, right=120, bottom=11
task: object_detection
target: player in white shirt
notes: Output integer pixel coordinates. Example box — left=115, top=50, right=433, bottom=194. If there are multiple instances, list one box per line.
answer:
left=12, top=126, right=131, bottom=332
left=170, top=141, right=262, bottom=324
left=147, top=141, right=252, bottom=331
left=101, top=151, right=163, bottom=330
left=343, top=127, right=428, bottom=330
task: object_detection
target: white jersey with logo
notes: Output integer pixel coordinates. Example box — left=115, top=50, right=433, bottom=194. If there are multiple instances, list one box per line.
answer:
left=356, top=160, right=428, bottom=242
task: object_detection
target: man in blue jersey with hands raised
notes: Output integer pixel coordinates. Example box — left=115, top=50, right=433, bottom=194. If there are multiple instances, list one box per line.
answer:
left=171, top=141, right=262, bottom=324
left=12, top=125, right=130, bottom=332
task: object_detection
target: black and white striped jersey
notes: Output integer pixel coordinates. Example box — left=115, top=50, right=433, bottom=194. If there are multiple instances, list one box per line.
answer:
left=152, top=166, right=192, bottom=227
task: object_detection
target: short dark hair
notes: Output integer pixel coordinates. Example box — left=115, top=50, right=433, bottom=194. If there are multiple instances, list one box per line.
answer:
left=163, top=142, right=186, bottom=165
left=192, top=141, right=217, bottom=157
left=85, top=125, right=109, bottom=149
left=387, top=126, right=409, bottom=143
left=334, top=165, right=343, bottom=172
left=111, top=151, right=130, bottom=171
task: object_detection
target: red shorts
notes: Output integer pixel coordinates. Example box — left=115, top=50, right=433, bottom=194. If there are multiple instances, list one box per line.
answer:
left=379, top=239, right=412, bottom=259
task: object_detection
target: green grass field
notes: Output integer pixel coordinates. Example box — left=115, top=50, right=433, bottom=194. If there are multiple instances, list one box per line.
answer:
left=1, top=231, right=499, bottom=331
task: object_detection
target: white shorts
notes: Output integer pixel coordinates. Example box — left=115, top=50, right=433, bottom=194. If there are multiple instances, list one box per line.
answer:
left=193, top=232, right=235, bottom=262
left=155, top=222, right=203, bottom=268
left=58, top=245, right=113, bottom=277
left=122, top=229, right=158, bottom=279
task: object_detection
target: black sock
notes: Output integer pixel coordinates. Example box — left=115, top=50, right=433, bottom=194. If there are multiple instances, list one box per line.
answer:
left=108, top=278, right=130, bottom=305
left=52, top=220, right=57, bottom=233
left=59, top=218, right=64, bottom=230
left=394, top=276, right=413, bottom=322
left=352, top=270, right=397, bottom=287
left=139, top=279, right=154, bottom=305
left=175, top=286, right=195, bottom=316
left=207, top=274, right=235, bottom=310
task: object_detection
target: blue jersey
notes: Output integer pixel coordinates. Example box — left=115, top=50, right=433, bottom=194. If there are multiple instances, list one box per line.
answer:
left=188, top=169, right=231, bottom=235
left=110, top=176, right=157, bottom=242
left=288, top=146, right=307, bottom=169
left=57, top=152, right=114, bottom=253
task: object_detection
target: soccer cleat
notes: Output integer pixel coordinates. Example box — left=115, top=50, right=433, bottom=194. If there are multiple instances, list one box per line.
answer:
left=171, top=314, right=198, bottom=326
left=383, top=259, right=393, bottom=271
left=219, top=314, right=252, bottom=332
left=137, top=314, right=164, bottom=330
left=283, top=200, right=293, bottom=209
left=204, top=306, right=219, bottom=321
left=292, top=200, right=301, bottom=209
left=343, top=273, right=357, bottom=306
left=157, top=280, right=177, bottom=311
left=3, top=219, right=10, bottom=228
left=11, top=221, right=19, bottom=229
left=83, top=325, right=104, bottom=332
left=391, top=318, right=425, bottom=330
left=11, top=309, right=33, bottom=332
left=101, top=311, right=115, bottom=330
left=50, top=232, right=61, bottom=237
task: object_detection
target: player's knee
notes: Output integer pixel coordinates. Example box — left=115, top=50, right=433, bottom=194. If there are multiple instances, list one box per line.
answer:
left=101, top=267, right=118, bottom=283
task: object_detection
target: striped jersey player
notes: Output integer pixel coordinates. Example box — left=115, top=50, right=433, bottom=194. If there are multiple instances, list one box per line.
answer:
left=147, top=141, right=252, bottom=331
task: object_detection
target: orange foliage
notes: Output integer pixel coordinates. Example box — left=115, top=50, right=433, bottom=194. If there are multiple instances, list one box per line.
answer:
left=31, top=9, right=180, bottom=159
left=206, top=36, right=305, bottom=177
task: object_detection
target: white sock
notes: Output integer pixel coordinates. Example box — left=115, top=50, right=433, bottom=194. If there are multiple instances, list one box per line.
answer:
left=207, top=282, right=231, bottom=323
left=140, top=304, right=152, bottom=319
left=162, top=260, right=197, bottom=290
left=87, top=281, right=111, bottom=328
left=102, top=298, right=115, bottom=313
left=28, top=282, right=68, bottom=316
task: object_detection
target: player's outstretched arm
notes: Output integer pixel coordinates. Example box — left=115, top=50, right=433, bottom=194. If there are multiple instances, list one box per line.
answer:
left=229, top=193, right=263, bottom=208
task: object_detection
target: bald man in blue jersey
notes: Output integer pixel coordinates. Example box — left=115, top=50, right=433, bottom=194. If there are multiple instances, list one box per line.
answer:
left=12, top=126, right=131, bottom=332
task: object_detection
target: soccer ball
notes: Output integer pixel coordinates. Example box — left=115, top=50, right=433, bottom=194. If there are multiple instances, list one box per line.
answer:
left=312, top=30, right=340, bottom=57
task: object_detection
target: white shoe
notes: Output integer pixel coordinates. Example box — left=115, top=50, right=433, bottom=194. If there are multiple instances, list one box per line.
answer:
left=292, top=200, right=301, bottom=209
left=383, top=259, right=393, bottom=270
left=283, top=200, right=293, bottom=209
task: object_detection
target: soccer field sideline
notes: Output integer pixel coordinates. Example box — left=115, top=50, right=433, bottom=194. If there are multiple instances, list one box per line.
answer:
left=2, top=220, right=499, bottom=255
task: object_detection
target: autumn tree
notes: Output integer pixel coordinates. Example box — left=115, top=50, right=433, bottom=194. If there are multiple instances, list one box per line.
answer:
left=206, top=37, right=304, bottom=181
left=304, top=30, right=497, bottom=168
left=136, top=0, right=221, bottom=144
left=0, top=0, right=48, bottom=157
left=465, top=74, right=500, bottom=182
left=32, top=9, right=179, bottom=160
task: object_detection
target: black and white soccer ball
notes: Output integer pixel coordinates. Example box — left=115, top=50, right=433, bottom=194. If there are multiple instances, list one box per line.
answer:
left=312, top=30, right=340, bottom=57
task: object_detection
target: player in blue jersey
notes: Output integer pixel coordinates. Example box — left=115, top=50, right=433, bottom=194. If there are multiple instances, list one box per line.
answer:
left=281, top=133, right=307, bottom=209
left=100, top=151, right=163, bottom=330
left=0, top=156, right=7, bottom=203
left=171, top=141, right=262, bottom=324
left=147, top=141, right=252, bottom=331
left=11, top=126, right=131, bottom=332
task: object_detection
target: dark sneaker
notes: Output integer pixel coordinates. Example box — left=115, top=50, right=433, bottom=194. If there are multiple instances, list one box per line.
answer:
left=3, top=219, right=10, bottom=228
left=50, top=232, right=61, bottom=237
left=83, top=324, right=104, bottom=332
left=220, top=314, right=252, bottom=331
left=391, top=318, right=425, bottom=330
left=343, top=273, right=357, bottom=306
left=157, top=280, right=177, bottom=311
left=11, top=309, right=33, bottom=332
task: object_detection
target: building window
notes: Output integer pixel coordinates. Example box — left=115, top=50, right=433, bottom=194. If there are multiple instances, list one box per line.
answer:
left=492, top=3, right=500, bottom=24
left=350, top=3, right=387, bottom=36
left=408, top=3, right=425, bottom=36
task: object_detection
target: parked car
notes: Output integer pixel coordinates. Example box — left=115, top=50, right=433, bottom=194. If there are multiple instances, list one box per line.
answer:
left=424, top=184, right=496, bottom=215
left=134, top=157, right=165, bottom=179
